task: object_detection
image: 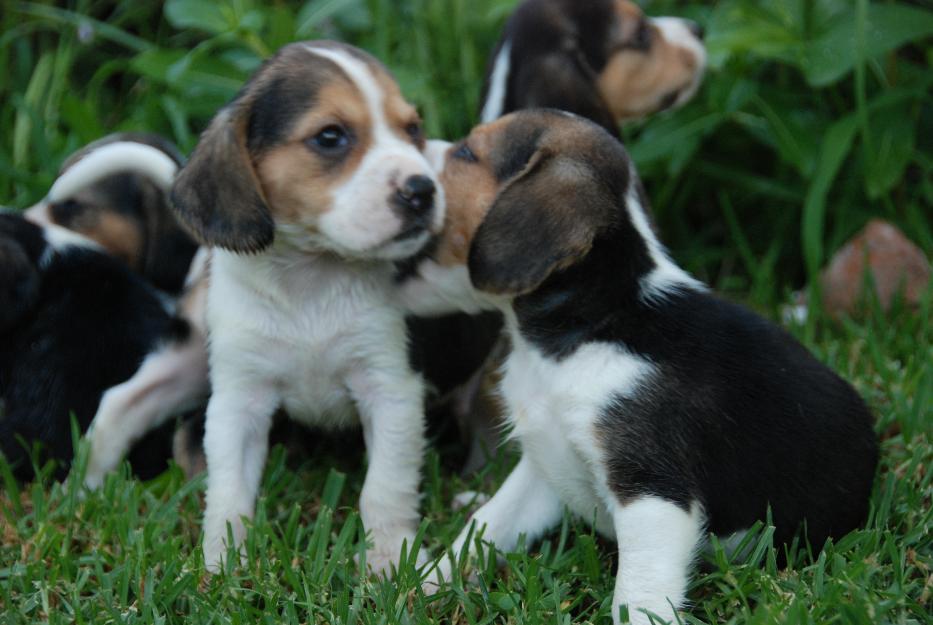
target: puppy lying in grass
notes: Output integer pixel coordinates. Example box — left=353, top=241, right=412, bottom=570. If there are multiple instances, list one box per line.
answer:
left=1, top=133, right=201, bottom=481
left=409, top=110, right=878, bottom=624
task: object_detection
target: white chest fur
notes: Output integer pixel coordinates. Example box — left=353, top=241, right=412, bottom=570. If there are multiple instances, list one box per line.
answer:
left=500, top=324, right=656, bottom=537
left=207, top=247, right=411, bottom=427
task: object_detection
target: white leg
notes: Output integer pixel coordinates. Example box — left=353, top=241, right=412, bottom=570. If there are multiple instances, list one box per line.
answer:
left=611, top=496, right=703, bottom=625
left=84, top=338, right=209, bottom=489
left=201, top=384, right=278, bottom=572
left=348, top=366, right=427, bottom=576
left=428, top=455, right=563, bottom=589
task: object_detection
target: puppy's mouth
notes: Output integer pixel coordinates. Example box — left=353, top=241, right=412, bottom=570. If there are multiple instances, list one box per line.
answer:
left=392, top=217, right=432, bottom=242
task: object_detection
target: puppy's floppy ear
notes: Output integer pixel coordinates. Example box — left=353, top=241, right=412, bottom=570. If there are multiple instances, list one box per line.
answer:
left=468, top=148, right=613, bottom=295
left=171, top=102, right=274, bottom=253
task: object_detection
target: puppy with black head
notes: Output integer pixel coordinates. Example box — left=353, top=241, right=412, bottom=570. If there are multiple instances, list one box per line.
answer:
left=170, top=41, right=444, bottom=574
left=414, top=111, right=878, bottom=624
left=481, top=0, right=706, bottom=133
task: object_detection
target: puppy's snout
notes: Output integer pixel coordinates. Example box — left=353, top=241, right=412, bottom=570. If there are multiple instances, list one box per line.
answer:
left=397, top=175, right=436, bottom=214
left=686, top=20, right=705, bottom=41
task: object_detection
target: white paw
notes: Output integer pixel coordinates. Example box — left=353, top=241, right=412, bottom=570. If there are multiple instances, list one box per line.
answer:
left=82, top=468, right=105, bottom=491
left=451, top=490, right=489, bottom=512
left=421, top=553, right=455, bottom=595
left=202, top=517, right=246, bottom=574
left=363, top=527, right=421, bottom=577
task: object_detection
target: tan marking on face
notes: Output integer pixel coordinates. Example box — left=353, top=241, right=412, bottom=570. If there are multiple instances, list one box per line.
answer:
left=613, top=0, right=644, bottom=39
left=432, top=118, right=512, bottom=266
left=597, top=35, right=695, bottom=120
left=254, top=79, right=371, bottom=224
left=72, top=211, right=143, bottom=268
left=600, top=4, right=703, bottom=121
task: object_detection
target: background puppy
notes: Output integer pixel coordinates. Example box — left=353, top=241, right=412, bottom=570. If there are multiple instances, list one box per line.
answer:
left=171, top=41, right=443, bottom=574
left=481, top=0, right=706, bottom=132
left=1, top=134, right=205, bottom=482
left=26, top=132, right=198, bottom=293
left=418, top=110, right=878, bottom=625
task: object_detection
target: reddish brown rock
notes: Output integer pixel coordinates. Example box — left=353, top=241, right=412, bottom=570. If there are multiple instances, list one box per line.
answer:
left=820, top=219, right=931, bottom=318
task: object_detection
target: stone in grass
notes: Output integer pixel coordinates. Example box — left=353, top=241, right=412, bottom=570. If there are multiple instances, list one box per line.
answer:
left=791, top=219, right=931, bottom=322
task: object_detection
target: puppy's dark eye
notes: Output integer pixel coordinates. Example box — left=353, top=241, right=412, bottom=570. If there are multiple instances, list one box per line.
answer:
left=306, top=125, right=351, bottom=154
left=633, top=20, right=652, bottom=50
left=405, top=121, right=423, bottom=144
left=452, top=142, right=477, bottom=163
left=51, top=198, right=82, bottom=220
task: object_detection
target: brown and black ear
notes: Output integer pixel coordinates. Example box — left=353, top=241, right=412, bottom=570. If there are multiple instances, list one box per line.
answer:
left=468, top=148, right=613, bottom=295
left=171, top=102, right=274, bottom=253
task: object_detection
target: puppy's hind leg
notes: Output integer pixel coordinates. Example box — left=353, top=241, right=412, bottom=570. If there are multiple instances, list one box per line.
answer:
left=610, top=496, right=704, bottom=625
left=84, top=336, right=209, bottom=489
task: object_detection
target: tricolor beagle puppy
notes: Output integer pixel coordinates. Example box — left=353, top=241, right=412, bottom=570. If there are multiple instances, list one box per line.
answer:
left=414, top=111, right=878, bottom=624
left=480, top=0, right=706, bottom=132
left=1, top=134, right=202, bottom=480
left=169, top=41, right=444, bottom=573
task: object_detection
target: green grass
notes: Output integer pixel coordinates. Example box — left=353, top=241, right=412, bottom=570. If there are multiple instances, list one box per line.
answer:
left=1, top=302, right=931, bottom=624
left=1, top=0, right=932, bottom=623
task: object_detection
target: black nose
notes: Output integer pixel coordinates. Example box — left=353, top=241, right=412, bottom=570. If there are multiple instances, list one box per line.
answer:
left=687, top=20, right=705, bottom=41
left=397, top=175, right=436, bottom=214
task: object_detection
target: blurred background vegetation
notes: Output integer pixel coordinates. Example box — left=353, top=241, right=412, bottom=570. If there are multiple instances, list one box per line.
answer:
left=1, top=0, right=931, bottom=307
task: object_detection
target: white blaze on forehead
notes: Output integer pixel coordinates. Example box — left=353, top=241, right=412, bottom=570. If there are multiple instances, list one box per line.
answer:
left=47, top=142, right=179, bottom=203
left=303, top=45, right=398, bottom=145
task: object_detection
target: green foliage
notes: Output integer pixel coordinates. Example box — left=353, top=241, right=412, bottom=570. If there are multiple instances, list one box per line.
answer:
left=626, top=0, right=933, bottom=301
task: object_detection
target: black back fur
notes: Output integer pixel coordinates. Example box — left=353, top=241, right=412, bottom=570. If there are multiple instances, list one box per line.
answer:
left=497, top=113, right=878, bottom=553
left=0, top=215, right=183, bottom=480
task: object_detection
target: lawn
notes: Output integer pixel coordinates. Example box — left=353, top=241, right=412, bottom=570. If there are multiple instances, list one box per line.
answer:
left=1, top=0, right=931, bottom=623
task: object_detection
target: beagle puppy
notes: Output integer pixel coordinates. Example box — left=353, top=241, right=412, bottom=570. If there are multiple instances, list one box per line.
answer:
left=480, top=0, right=706, bottom=132
left=0, top=132, right=206, bottom=480
left=169, top=41, right=444, bottom=574
left=413, top=111, right=878, bottom=624
left=26, top=132, right=198, bottom=293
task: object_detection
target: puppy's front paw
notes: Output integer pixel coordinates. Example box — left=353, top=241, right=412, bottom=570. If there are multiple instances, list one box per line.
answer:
left=451, top=489, right=490, bottom=513
left=421, top=553, right=455, bottom=595
left=364, top=527, right=423, bottom=578
left=202, top=518, right=246, bottom=574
